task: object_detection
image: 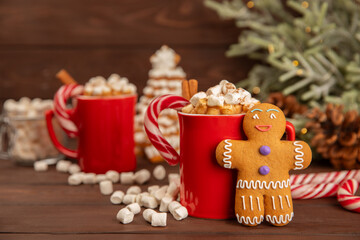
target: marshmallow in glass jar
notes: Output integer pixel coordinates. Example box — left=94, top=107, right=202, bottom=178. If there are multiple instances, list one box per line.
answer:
left=0, top=97, right=63, bottom=165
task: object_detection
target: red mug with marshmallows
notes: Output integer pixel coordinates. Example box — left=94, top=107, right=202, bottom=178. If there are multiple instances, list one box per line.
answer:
left=144, top=95, right=295, bottom=219
left=46, top=84, right=137, bottom=174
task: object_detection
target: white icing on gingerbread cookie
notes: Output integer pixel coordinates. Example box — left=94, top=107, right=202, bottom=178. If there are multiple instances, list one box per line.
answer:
left=222, top=139, right=233, bottom=169
left=236, top=179, right=291, bottom=190
left=293, top=141, right=304, bottom=170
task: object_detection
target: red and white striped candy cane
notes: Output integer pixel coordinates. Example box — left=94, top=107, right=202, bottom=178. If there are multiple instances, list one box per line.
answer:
left=144, top=94, right=189, bottom=166
left=290, top=170, right=360, bottom=185
left=291, top=182, right=340, bottom=199
left=337, top=179, right=360, bottom=213
left=54, top=84, right=83, bottom=138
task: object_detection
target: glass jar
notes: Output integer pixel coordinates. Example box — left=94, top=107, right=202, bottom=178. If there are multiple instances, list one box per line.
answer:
left=0, top=114, right=64, bottom=165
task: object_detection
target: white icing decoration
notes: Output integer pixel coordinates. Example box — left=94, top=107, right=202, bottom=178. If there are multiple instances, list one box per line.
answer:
left=249, top=196, right=253, bottom=211
left=241, top=196, right=246, bottom=210
left=236, top=179, right=291, bottom=190
left=223, top=139, right=232, bottom=169
left=266, top=212, right=294, bottom=225
left=285, top=195, right=291, bottom=208
left=293, top=141, right=304, bottom=170
left=253, top=114, right=260, bottom=120
left=270, top=113, right=276, bottom=119
left=257, top=197, right=261, bottom=211
left=271, top=196, right=276, bottom=210
left=236, top=214, right=263, bottom=225
left=279, top=196, right=283, bottom=210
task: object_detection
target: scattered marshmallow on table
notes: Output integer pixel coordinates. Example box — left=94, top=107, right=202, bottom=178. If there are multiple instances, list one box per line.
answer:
left=159, top=196, right=173, bottom=212
left=143, top=209, right=156, bottom=223
left=123, top=194, right=137, bottom=205
left=83, top=173, right=96, bottom=184
left=151, top=212, right=167, bottom=227
left=68, top=173, right=83, bottom=186
left=169, top=201, right=188, bottom=221
left=120, top=172, right=134, bottom=185
left=34, top=161, right=48, bottom=172
left=99, top=180, right=113, bottom=195
left=165, top=181, right=180, bottom=199
left=153, top=165, right=166, bottom=180
left=136, top=192, right=150, bottom=206
left=126, top=186, right=141, bottom=195
left=141, top=195, right=158, bottom=209
left=68, top=164, right=81, bottom=174
left=110, top=191, right=125, bottom=204
left=95, top=174, right=107, bottom=183
left=126, top=203, right=141, bottom=215
left=116, top=208, right=134, bottom=224
left=148, top=185, right=160, bottom=195
left=106, top=170, right=120, bottom=183
left=134, top=169, right=151, bottom=185
left=154, top=185, right=168, bottom=201
left=168, top=173, right=180, bottom=184
left=56, top=160, right=72, bottom=173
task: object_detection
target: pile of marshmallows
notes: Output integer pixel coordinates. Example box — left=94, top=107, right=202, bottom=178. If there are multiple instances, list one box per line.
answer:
left=184, top=80, right=259, bottom=113
left=84, top=74, right=137, bottom=96
left=3, top=98, right=59, bottom=161
left=34, top=160, right=188, bottom=227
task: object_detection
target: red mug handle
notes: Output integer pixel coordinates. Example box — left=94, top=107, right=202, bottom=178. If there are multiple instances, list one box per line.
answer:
left=144, top=95, right=189, bottom=166
left=286, top=121, right=296, bottom=141
left=46, top=110, right=78, bottom=158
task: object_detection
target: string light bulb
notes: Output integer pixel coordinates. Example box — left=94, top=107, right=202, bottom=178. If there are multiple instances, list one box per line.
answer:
left=252, top=87, right=261, bottom=95
left=247, top=1, right=254, bottom=8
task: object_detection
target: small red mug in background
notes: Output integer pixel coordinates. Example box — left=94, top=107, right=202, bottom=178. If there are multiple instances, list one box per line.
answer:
left=144, top=95, right=295, bottom=219
left=46, top=84, right=137, bottom=174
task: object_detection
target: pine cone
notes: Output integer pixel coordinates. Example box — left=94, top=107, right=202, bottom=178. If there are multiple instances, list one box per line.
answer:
left=306, top=104, right=360, bottom=170
left=266, top=92, right=307, bottom=118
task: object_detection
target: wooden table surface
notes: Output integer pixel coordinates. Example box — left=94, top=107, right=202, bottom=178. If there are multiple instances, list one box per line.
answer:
left=0, top=157, right=359, bottom=240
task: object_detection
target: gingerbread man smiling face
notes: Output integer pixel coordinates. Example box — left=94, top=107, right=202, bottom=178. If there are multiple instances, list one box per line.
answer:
left=216, top=103, right=312, bottom=227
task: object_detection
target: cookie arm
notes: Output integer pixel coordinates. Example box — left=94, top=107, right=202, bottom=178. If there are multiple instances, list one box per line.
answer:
left=291, top=140, right=312, bottom=170
left=216, top=139, right=240, bottom=169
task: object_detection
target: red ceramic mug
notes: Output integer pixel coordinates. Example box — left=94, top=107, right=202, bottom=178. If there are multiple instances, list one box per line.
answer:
left=46, top=84, right=137, bottom=174
left=144, top=95, right=295, bottom=219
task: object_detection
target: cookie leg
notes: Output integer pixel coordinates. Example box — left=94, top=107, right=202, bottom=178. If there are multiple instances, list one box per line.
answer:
left=264, top=189, right=294, bottom=227
left=235, top=190, right=264, bottom=227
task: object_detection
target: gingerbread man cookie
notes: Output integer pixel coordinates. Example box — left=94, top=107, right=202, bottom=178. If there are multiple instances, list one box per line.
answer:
left=216, top=103, right=312, bottom=227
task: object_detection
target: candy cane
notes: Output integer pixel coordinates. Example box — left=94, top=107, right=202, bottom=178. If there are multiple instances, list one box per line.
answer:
left=291, top=182, right=340, bottom=199
left=337, top=179, right=360, bottom=213
left=54, top=84, right=83, bottom=138
left=144, top=95, right=189, bottom=166
left=290, top=170, right=360, bottom=185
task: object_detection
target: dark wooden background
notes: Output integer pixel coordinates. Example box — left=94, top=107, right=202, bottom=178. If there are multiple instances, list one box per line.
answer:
left=0, top=0, right=253, bottom=107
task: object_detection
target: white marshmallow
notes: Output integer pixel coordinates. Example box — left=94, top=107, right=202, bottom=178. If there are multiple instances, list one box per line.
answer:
left=120, top=172, right=134, bottom=185
left=224, top=92, right=241, bottom=105
left=134, top=169, right=151, bottom=185
left=168, top=201, right=182, bottom=213
left=123, top=194, right=137, bottom=205
left=151, top=213, right=167, bottom=227
left=99, top=180, right=113, bottom=195
left=136, top=192, right=150, bottom=207
left=34, top=161, right=48, bottom=172
left=68, top=164, right=81, bottom=174
left=95, top=174, right=108, bottom=183
left=68, top=173, right=83, bottom=186
left=168, top=173, right=180, bottom=184
left=144, top=146, right=158, bottom=159
left=148, top=185, right=160, bottom=195
left=126, top=203, right=141, bottom=215
left=219, top=79, right=229, bottom=86
left=105, top=170, right=120, bottom=183
left=126, top=186, right=141, bottom=195
left=110, top=191, right=125, bottom=204
left=116, top=208, right=134, bottom=224
left=190, top=91, right=207, bottom=106
left=153, top=165, right=166, bottom=181
left=236, top=88, right=251, bottom=104
left=207, top=95, right=224, bottom=107
left=206, top=85, right=222, bottom=96
left=154, top=185, right=168, bottom=202
left=221, top=82, right=236, bottom=94
left=143, top=209, right=156, bottom=222
left=172, top=206, right=188, bottom=221
left=83, top=173, right=96, bottom=184
left=56, top=160, right=72, bottom=173
left=159, top=196, right=173, bottom=212
left=141, top=195, right=158, bottom=209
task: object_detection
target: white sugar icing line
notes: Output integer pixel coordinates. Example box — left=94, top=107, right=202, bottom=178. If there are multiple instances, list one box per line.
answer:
left=271, top=196, right=276, bottom=210
left=285, top=195, right=291, bottom=208
left=293, top=141, right=304, bottom=170
left=249, top=196, right=253, bottom=211
left=241, top=196, right=246, bottom=210
left=257, top=197, right=261, bottom=211
left=236, top=214, right=263, bottom=225
left=237, top=179, right=291, bottom=190
left=266, top=212, right=294, bottom=225
left=279, top=196, right=283, bottom=210
left=223, top=139, right=232, bottom=169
